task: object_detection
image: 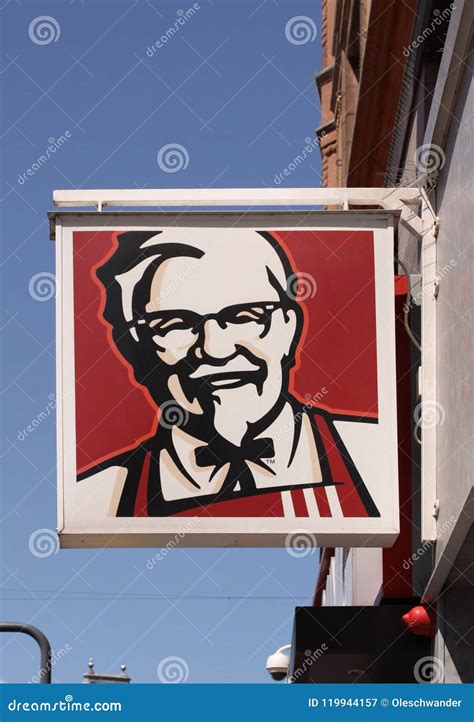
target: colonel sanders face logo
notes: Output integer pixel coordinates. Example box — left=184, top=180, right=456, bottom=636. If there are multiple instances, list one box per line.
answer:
left=97, top=228, right=303, bottom=446
left=81, top=227, right=379, bottom=520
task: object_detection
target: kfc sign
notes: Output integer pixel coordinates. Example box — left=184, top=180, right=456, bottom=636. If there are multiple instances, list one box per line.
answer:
left=54, top=211, right=399, bottom=547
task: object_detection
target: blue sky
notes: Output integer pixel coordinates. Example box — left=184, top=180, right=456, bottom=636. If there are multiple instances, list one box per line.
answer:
left=1, top=0, right=322, bottom=683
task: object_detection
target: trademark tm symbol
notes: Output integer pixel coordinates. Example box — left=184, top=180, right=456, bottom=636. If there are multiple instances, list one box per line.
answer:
left=265, top=458, right=276, bottom=464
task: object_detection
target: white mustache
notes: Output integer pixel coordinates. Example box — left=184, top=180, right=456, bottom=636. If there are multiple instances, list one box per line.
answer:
left=189, top=358, right=260, bottom=379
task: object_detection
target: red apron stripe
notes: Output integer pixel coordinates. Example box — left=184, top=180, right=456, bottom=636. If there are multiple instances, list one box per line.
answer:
left=290, top=489, right=309, bottom=517
left=313, top=487, right=332, bottom=517
left=314, top=415, right=368, bottom=518
left=134, top=451, right=151, bottom=517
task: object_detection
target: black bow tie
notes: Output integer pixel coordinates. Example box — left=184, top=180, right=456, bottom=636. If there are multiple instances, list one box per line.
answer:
left=195, top=436, right=275, bottom=495
left=195, top=436, right=275, bottom=468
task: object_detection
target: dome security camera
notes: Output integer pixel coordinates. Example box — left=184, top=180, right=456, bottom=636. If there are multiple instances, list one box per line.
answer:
left=266, top=645, right=291, bottom=682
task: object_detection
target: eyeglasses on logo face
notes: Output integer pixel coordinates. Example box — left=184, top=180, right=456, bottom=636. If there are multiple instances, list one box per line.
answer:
left=128, top=302, right=284, bottom=338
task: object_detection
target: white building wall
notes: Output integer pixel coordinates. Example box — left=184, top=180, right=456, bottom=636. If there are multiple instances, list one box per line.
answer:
left=431, top=34, right=473, bottom=569
left=322, top=549, right=383, bottom=607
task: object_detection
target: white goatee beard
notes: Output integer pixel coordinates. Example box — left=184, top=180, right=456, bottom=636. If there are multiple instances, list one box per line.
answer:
left=212, top=408, right=249, bottom=446
left=210, top=386, right=268, bottom=446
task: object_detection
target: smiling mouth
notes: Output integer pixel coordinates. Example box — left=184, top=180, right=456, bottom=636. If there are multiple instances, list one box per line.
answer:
left=201, top=371, right=259, bottom=390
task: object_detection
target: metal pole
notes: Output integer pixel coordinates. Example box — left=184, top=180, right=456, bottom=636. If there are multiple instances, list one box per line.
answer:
left=0, top=622, right=52, bottom=683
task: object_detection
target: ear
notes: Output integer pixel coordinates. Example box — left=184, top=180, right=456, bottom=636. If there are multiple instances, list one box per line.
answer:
left=282, top=306, right=302, bottom=357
